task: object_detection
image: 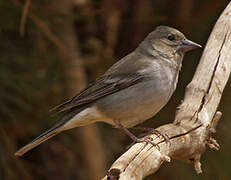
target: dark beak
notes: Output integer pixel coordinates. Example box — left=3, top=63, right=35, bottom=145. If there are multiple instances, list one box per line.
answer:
left=177, top=39, right=202, bottom=52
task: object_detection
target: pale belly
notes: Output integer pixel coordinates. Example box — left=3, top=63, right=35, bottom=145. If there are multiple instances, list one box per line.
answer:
left=95, top=77, right=175, bottom=128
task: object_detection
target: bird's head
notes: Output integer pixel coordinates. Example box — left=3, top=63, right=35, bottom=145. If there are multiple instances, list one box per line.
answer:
left=141, top=26, right=201, bottom=58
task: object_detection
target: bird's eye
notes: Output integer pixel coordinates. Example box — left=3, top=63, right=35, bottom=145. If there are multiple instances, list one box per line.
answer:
left=167, top=34, right=175, bottom=41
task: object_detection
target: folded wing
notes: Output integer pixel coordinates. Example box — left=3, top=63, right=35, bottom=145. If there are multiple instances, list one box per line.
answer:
left=51, top=73, right=145, bottom=113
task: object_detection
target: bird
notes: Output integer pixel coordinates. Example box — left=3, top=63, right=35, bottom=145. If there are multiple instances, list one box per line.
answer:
left=15, top=26, right=201, bottom=156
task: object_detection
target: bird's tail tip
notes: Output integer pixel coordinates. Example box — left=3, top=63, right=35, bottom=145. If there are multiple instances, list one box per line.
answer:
left=14, top=127, right=61, bottom=157
left=14, top=151, right=23, bottom=157
left=14, top=109, right=79, bottom=157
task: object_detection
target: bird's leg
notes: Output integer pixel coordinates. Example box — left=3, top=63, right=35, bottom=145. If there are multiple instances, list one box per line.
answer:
left=132, top=126, right=170, bottom=145
left=113, top=120, right=158, bottom=148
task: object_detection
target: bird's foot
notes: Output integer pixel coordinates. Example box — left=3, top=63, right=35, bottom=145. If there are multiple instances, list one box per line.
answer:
left=126, top=135, right=160, bottom=150
left=133, top=127, right=171, bottom=146
left=134, top=136, right=159, bottom=148
left=113, top=120, right=160, bottom=149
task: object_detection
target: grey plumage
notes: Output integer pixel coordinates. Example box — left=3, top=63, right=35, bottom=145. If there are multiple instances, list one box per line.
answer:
left=15, top=26, right=201, bottom=156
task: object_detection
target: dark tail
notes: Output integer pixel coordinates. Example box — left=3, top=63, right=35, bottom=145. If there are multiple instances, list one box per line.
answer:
left=15, top=106, right=88, bottom=157
left=14, top=120, right=66, bottom=157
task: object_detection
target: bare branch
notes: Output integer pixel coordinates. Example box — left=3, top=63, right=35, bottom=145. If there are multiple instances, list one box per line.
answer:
left=20, top=0, right=30, bottom=37
left=103, top=2, right=231, bottom=180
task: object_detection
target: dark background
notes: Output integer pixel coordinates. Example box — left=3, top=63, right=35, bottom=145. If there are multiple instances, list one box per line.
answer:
left=1, top=0, right=231, bottom=179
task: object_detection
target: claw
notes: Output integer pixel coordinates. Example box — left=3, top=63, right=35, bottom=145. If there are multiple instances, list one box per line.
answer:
left=135, top=136, right=160, bottom=150
left=133, top=127, right=171, bottom=146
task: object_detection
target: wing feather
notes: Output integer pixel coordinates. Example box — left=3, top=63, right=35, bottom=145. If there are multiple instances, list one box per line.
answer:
left=51, top=73, right=145, bottom=113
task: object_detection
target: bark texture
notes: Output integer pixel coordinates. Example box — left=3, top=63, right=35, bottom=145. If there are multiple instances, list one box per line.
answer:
left=103, top=2, right=231, bottom=180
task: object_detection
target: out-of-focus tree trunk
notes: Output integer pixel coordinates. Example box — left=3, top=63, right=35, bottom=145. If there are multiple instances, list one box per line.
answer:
left=48, top=0, right=106, bottom=179
left=101, top=0, right=125, bottom=59
left=191, top=0, right=229, bottom=25
left=174, top=0, right=193, bottom=31
left=132, top=0, right=153, bottom=47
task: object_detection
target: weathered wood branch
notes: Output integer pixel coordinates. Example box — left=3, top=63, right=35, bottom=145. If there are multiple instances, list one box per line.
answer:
left=103, top=2, right=231, bottom=180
